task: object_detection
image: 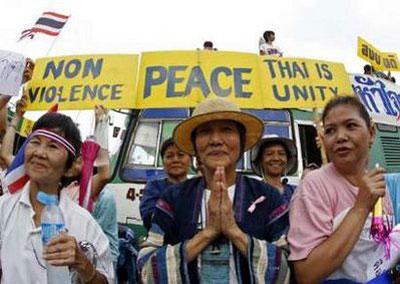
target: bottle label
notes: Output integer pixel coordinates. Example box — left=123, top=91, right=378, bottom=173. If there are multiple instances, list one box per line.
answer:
left=41, top=223, right=64, bottom=245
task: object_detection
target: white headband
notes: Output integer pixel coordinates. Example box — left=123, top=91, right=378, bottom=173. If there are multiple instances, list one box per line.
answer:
left=30, top=129, right=77, bottom=156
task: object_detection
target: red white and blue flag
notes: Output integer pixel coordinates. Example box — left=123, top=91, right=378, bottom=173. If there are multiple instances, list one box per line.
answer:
left=4, top=138, right=30, bottom=194
left=19, top=11, right=70, bottom=41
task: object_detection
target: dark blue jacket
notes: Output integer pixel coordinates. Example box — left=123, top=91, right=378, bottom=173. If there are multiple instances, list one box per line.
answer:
left=138, top=175, right=289, bottom=283
left=139, top=178, right=172, bottom=231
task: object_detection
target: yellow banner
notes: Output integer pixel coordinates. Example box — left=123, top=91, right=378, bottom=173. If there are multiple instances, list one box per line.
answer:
left=26, top=54, right=138, bottom=110
left=136, top=51, right=352, bottom=109
left=260, top=57, right=352, bottom=108
left=357, top=37, right=400, bottom=72
left=135, top=51, right=265, bottom=109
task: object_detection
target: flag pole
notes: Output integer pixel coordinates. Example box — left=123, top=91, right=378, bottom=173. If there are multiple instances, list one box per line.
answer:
left=45, top=36, right=59, bottom=57
left=313, top=108, right=328, bottom=165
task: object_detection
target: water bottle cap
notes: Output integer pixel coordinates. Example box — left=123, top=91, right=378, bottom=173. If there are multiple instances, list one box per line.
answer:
left=36, top=191, right=58, bottom=205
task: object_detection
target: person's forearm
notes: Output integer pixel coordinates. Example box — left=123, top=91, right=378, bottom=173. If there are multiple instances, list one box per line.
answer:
left=227, top=228, right=248, bottom=257
left=0, top=96, right=10, bottom=110
left=91, top=150, right=110, bottom=199
left=0, top=116, right=19, bottom=167
left=186, top=229, right=217, bottom=262
left=73, top=252, right=108, bottom=283
left=96, top=149, right=110, bottom=179
left=294, top=206, right=370, bottom=283
left=76, top=259, right=107, bottom=283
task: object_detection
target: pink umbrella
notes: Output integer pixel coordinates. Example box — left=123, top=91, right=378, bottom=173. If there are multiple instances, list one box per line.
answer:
left=79, top=138, right=100, bottom=212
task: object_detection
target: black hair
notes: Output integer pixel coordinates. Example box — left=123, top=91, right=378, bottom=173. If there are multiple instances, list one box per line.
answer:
left=160, top=138, right=176, bottom=159
left=263, top=30, right=275, bottom=41
left=322, top=95, right=371, bottom=128
left=203, top=41, right=214, bottom=48
left=304, top=162, right=320, bottom=170
left=363, top=64, right=372, bottom=74
left=32, top=112, right=82, bottom=187
left=191, top=120, right=246, bottom=161
left=259, top=140, right=289, bottom=160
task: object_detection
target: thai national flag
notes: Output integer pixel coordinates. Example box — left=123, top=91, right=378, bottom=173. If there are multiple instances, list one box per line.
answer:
left=19, top=11, right=70, bottom=41
left=4, top=138, right=30, bottom=194
left=20, top=29, right=34, bottom=40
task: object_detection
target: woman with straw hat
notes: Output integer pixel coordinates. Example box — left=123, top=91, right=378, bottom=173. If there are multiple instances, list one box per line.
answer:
left=251, top=134, right=297, bottom=206
left=138, top=98, right=290, bottom=283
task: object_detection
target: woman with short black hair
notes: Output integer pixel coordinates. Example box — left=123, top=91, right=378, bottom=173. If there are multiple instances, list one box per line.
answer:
left=139, top=137, right=191, bottom=231
left=288, top=96, right=400, bottom=283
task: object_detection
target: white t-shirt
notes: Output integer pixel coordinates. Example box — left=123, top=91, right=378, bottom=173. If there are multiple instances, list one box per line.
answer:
left=0, top=171, right=7, bottom=195
left=0, top=182, right=114, bottom=283
left=260, top=42, right=283, bottom=56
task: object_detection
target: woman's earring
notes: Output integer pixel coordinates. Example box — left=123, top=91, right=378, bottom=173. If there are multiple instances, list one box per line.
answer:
left=281, top=168, right=288, bottom=185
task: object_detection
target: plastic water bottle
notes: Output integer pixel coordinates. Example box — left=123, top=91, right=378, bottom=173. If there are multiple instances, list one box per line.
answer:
left=38, top=192, right=71, bottom=284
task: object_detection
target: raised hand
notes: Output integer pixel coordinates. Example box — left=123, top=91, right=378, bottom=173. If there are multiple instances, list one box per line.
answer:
left=205, top=166, right=223, bottom=239
left=219, top=167, right=240, bottom=239
left=15, top=91, right=28, bottom=118
left=22, top=58, right=35, bottom=84
left=94, top=104, right=108, bottom=123
left=354, top=167, right=386, bottom=213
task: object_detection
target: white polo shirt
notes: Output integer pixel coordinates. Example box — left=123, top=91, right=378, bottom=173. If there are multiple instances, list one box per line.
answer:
left=0, top=182, right=114, bottom=283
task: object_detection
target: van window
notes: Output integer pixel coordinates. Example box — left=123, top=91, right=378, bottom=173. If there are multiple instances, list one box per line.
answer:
left=157, top=121, right=180, bottom=167
left=297, top=124, right=322, bottom=169
left=127, top=121, right=160, bottom=166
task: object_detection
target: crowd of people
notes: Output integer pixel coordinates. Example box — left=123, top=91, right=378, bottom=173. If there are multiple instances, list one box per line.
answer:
left=0, top=31, right=398, bottom=283
left=136, top=96, right=400, bottom=283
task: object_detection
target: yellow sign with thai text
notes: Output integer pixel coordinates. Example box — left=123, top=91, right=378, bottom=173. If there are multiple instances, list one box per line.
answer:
left=26, top=54, right=138, bottom=110
left=259, top=57, right=352, bottom=108
left=135, top=51, right=352, bottom=109
left=357, top=37, right=400, bottom=72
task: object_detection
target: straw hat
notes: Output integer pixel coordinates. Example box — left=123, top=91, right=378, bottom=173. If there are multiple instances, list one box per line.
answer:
left=250, top=134, right=297, bottom=176
left=173, top=98, right=264, bottom=155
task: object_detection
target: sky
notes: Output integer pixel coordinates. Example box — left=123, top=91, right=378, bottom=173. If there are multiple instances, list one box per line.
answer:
left=0, top=0, right=399, bottom=135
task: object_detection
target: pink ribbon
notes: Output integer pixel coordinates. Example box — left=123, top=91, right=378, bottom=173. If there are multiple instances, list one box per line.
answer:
left=370, top=215, right=398, bottom=260
left=247, top=196, right=266, bottom=213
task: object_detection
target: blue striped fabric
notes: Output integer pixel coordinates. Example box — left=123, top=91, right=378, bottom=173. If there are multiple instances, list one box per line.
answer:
left=265, top=243, right=280, bottom=283
left=36, top=17, right=66, bottom=29
left=155, top=246, right=168, bottom=282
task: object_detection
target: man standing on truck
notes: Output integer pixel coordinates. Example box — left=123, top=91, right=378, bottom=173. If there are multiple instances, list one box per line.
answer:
left=259, top=30, right=283, bottom=57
